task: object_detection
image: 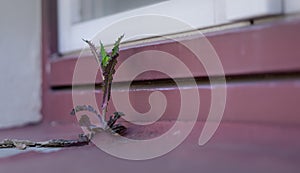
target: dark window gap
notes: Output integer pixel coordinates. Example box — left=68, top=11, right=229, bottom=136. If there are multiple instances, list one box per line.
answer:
left=51, top=71, right=300, bottom=91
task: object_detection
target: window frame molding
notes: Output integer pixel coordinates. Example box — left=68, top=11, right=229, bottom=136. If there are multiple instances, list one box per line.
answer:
left=58, top=0, right=283, bottom=54
left=58, top=0, right=221, bottom=54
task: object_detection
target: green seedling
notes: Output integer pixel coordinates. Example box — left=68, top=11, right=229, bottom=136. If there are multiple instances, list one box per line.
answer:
left=71, top=35, right=126, bottom=138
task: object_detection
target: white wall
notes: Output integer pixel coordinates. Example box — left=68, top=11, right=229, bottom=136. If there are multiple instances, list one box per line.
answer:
left=0, top=0, right=42, bottom=128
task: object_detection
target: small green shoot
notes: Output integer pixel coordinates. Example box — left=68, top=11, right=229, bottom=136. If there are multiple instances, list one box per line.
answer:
left=74, top=35, right=126, bottom=139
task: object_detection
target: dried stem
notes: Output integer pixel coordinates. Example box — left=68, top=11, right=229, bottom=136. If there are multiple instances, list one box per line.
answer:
left=0, top=134, right=90, bottom=150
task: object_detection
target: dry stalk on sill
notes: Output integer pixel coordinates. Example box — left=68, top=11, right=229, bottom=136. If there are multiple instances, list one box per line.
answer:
left=0, top=108, right=126, bottom=150
left=0, top=134, right=90, bottom=150
left=0, top=111, right=125, bottom=150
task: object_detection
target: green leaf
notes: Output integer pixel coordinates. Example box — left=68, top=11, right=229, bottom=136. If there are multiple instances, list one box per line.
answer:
left=102, top=55, right=110, bottom=67
left=100, top=42, right=110, bottom=67
left=111, top=34, right=124, bottom=57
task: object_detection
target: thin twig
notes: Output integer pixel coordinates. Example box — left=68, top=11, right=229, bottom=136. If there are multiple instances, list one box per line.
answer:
left=0, top=134, right=90, bottom=150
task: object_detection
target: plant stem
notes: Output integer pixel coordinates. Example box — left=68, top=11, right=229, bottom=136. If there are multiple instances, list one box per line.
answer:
left=102, top=106, right=108, bottom=128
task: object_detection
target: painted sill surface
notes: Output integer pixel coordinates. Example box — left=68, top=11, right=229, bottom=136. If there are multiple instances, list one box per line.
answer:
left=0, top=121, right=299, bottom=173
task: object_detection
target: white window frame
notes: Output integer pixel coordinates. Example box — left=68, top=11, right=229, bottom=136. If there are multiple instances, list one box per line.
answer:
left=58, top=0, right=283, bottom=54
left=225, top=0, right=282, bottom=21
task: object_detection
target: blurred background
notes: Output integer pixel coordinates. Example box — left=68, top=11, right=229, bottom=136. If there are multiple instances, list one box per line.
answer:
left=0, top=0, right=299, bottom=129
left=0, top=0, right=299, bottom=172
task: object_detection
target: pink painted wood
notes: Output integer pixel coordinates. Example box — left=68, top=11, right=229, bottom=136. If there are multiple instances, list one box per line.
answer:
left=50, top=19, right=300, bottom=86
left=44, top=79, right=300, bottom=125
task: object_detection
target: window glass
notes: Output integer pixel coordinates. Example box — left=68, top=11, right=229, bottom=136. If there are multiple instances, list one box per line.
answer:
left=72, top=0, right=168, bottom=24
